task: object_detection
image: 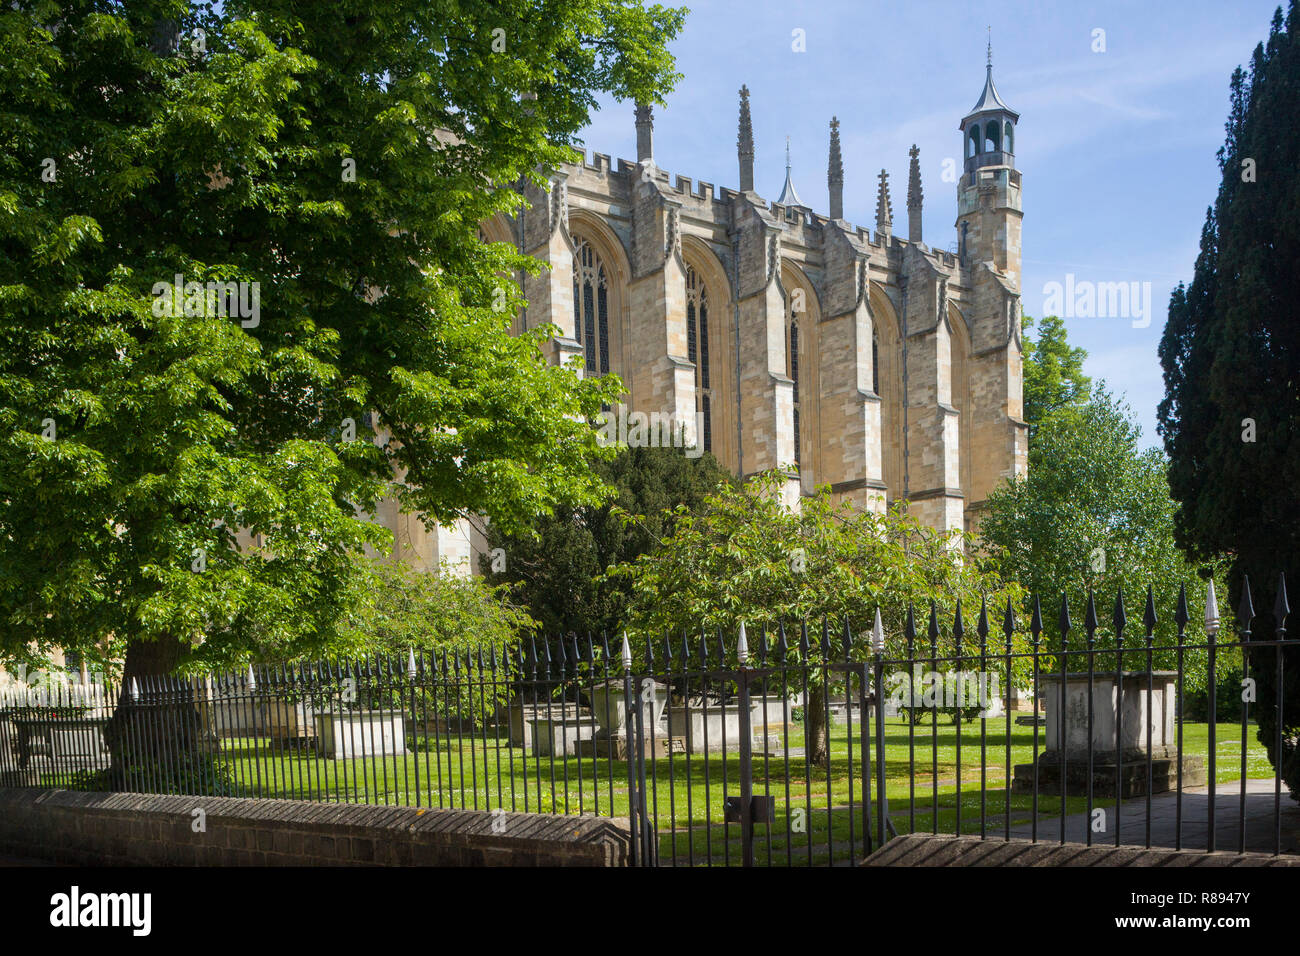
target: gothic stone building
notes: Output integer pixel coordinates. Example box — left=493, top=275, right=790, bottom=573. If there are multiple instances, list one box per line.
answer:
left=405, top=62, right=1028, bottom=573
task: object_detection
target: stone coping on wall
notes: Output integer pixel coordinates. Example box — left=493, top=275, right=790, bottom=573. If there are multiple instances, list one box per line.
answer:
left=862, top=833, right=1300, bottom=867
left=0, top=789, right=631, bottom=867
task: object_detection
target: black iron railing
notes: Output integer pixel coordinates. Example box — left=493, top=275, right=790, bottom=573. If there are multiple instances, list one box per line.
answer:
left=0, top=576, right=1295, bottom=866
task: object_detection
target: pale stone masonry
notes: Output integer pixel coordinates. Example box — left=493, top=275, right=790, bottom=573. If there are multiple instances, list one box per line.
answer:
left=420, top=61, right=1028, bottom=571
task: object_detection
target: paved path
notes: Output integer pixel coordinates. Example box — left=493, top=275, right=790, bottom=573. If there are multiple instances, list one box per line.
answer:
left=1007, top=778, right=1300, bottom=853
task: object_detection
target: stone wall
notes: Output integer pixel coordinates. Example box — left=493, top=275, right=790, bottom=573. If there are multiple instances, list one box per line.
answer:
left=0, top=789, right=631, bottom=867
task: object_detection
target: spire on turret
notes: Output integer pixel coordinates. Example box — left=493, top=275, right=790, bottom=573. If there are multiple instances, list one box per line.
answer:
left=956, top=39, right=1024, bottom=290
left=967, top=32, right=1018, bottom=119
left=960, top=39, right=1019, bottom=175
left=907, top=144, right=923, bottom=242
left=969, top=64, right=1016, bottom=116
left=738, top=85, right=755, bottom=192
left=777, top=136, right=805, bottom=208
left=827, top=117, right=844, bottom=220
left=875, top=168, right=893, bottom=236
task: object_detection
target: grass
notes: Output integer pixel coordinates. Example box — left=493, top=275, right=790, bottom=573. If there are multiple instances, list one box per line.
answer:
left=214, top=715, right=1276, bottom=865
left=32, top=713, right=1278, bottom=865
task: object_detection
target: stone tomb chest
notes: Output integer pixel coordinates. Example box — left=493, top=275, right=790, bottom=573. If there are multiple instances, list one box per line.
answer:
left=1012, top=672, right=1205, bottom=798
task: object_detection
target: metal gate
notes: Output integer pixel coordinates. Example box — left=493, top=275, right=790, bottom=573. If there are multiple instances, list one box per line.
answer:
left=622, top=623, right=890, bottom=867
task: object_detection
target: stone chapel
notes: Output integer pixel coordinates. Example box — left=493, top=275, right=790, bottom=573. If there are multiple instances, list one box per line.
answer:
left=391, top=59, right=1029, bottom=574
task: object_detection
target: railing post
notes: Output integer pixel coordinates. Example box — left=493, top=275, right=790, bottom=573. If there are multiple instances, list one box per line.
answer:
left=871, top=608, right=888, bottom=851
left=1205, top=579, right=1219, bottom=853
left=1272, top=571, right=1289, bottom=858
left=737, top=622, right=755, bottom=868
left=633, top=676, right=655, bottom=866
left=620, top=634, right=641, bottom=866
left=407, top=648, right=420, bottom=809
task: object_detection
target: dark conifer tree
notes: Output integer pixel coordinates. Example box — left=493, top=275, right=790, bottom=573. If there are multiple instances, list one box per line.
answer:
left=1158, top=3, right=1300, bottom=797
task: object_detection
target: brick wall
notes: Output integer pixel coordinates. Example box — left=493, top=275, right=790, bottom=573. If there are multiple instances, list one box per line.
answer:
left=0, top=789, right=631, bottom=867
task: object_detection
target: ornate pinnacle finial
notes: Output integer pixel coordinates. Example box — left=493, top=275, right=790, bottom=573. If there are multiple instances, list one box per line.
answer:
left=987, top=26, right=992, bottom=69
left=828, top=117, right=844, bottom=220
left=906, top=145, right=922, bottom=242
left=738, top=84, right=754, bottom=191
left=875, top=168, right=893, bottom=235
left=907, top=145, right=922, bottom=207
left=828, top=119, right=843, bottom=181
left=738, top=85, right=753, bottom=150
left=785, top=135, right=792, bottom=171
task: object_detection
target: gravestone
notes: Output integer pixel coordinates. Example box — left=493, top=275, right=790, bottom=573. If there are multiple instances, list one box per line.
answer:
left=582, top=679, right=675, bottom=759
left=588, top=679, right=668, bottom=737
left=529, top=714, right=599, bottom=756
left=749, top=695, right=793, bottom=736
left=263, top=700, right=316, bottom=746
left=49, top=724, right=111, bottom=770
left=666, top=700, right=749, bottom=754
left=313, top=710, right=409, bottom=759
left=1012, top=672, right=1206, bottom=797
left=507, top=700, right=586, bottom=750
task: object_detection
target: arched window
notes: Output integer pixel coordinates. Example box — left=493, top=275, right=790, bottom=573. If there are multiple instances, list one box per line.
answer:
left=788, top=310, right=801, bottom=467
left=872, top=329, right=879, bottom=395
left=686, top=265, right=712, bottom=453
left=984, top=121, right=1001, bottom=154
left=1004, top=121, right=1014, bottom=154
left=967, top=127, right=979, bottom=158
left=572, top=237, right=610, bottom=375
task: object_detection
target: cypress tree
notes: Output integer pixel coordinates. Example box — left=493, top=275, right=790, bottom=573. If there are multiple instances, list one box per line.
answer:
left=1158, top=3, right=1300, bottom=797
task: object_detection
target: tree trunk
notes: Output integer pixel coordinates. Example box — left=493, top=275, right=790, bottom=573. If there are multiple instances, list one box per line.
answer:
left=104, top=637, right=214, bottom=793
left=806, top=683, right=830, bottom=769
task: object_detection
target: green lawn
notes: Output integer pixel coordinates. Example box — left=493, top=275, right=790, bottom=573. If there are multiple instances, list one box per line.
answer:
left=194, top=714, right=1274, bottom=865
left=28, top=713, right=1273, bottom=865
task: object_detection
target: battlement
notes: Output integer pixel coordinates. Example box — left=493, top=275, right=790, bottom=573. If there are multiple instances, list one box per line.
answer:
left=574, top=149, right=615, bottom=175
left=566, top=150, right=726, bottom=211
left=770, top=200, right=815, bottom=227
left=562, top=147, right=966, bottom=267
left=930, top=246, right=959, bottom=270
left=670, top=174, right=718, bottom=203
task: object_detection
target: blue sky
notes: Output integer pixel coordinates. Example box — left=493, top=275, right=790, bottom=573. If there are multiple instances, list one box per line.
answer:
left=576, top=0, right=1283, bottom=448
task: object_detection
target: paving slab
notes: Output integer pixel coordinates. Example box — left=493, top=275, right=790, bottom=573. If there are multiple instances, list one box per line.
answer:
left=1005, top=777, right=1299, bottom=854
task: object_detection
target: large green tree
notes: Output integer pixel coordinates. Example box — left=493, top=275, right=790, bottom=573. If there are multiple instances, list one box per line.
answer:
left=0, top=0, right=683, bottom=680
left=613, top=473, right=1025, bottom=767
left=1021, top=313, right=1090, bottom=441
left=0, top=1, right=684, bottom=783
left=482, top=444, right=731, bottom=637
left=979, top=388, right=1226, bottom=685
left=1157, top=2, right=1299, bottom=795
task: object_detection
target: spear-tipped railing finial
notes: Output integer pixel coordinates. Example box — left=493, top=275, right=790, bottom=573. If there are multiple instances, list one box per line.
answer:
left=1205, top=579, right=1220, bottom=637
